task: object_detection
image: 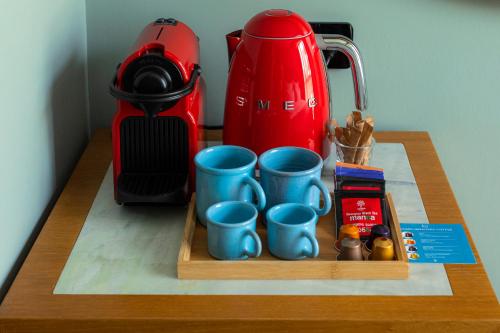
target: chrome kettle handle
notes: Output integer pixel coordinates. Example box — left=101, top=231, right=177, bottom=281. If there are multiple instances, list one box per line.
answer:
left=315, top=34, right=367, bottom=111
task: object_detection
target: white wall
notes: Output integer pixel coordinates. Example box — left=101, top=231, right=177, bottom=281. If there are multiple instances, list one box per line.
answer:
left=85, top=0, right=500, bottom=298
left=0, top=0, right=89, bottom=295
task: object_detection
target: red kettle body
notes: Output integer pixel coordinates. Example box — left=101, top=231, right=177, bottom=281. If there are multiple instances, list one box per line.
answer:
left=223, top=9, right=367, bottom=158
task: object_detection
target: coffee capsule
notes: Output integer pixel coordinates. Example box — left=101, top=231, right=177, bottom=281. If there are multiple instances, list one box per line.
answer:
left=366, top=224, right=391, bottom=251
left=335, top=224, right=360, bottom=251
left=369, top=237, right=394, bottom=261
left=337, top=237, right=364, bottom=261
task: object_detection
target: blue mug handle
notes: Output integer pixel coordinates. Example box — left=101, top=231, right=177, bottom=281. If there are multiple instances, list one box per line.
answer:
left=308, top=177, right=332, bottom=216
left=243, top=229, right=262, bottom=258
left=242, top=176, right=266, bottom=211
left=301, top=230, right=319, bottom=258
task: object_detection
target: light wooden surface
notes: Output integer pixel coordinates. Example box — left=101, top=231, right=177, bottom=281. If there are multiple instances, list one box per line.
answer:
left=178, top=194, right=408, bottom=280
left=0, top=129, right=499, bottom=332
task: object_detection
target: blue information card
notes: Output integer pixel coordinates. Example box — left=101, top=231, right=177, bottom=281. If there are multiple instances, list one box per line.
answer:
left=399, top=223, right=476, bottom=264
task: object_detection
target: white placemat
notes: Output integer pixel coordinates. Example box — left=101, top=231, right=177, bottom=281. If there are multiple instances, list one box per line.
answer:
left=54, top=143, right=452, bottom=295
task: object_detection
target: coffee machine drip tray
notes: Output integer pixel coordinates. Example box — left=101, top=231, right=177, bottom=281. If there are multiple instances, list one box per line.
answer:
left=117, top=172, right=188, bottom=204
left=117, top=116, right=189, bottom=204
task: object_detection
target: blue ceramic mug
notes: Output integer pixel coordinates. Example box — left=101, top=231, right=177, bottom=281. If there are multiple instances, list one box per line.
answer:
left=206, top=201, right=262, bottom=260
left=258, top=147, right=332, bottom=220
left=195, top=145, right=266, bottom=226
left=266, top=203, right=319, bottom=260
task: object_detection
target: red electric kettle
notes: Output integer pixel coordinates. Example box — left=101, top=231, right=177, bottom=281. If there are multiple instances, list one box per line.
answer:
left=223, top=9, right=367, bottom=158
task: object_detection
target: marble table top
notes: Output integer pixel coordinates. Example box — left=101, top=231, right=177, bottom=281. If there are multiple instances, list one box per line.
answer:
left=54, top=143, right=452, bottom=295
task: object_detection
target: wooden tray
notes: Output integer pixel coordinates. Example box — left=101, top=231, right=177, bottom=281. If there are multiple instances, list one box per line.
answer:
left=177, top=193, right=408, bottom=280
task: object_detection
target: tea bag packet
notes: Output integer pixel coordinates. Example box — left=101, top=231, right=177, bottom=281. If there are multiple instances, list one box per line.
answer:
left=334, top=162, right=389, bottom=240
left=335, top=162, right=384, bottom=181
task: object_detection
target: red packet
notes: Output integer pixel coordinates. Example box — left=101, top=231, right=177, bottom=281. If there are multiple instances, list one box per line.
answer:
left=340, top=197, right=384, bottom=237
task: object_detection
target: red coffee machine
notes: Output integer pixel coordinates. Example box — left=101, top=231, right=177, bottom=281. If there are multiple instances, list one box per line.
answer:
left=109, top=18, right=204, bottom=205
left=223, top=9, right=367, bottom=158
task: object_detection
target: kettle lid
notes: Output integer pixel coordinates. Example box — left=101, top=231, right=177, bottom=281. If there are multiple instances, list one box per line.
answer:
left=243, top=9, right=312, bottom=39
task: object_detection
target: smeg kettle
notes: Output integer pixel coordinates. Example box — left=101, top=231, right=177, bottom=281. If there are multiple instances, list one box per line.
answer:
left=223, top=9, right=367, bottom=158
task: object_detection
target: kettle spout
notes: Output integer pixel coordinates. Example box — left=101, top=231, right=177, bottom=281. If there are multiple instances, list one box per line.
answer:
left=226, top=30, right=242, bottom=65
